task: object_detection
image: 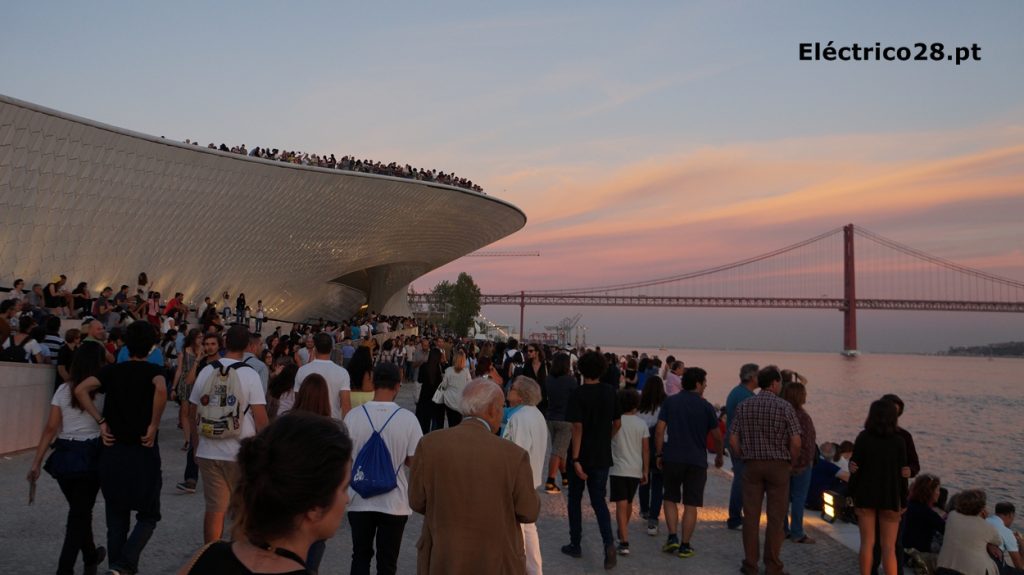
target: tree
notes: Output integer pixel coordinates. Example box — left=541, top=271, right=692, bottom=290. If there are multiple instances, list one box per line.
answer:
left=431, top=272, right=481, bottom=337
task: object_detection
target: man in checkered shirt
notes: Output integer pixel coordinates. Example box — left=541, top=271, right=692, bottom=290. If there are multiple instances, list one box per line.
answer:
left=729, top=365, right=802, bottom=575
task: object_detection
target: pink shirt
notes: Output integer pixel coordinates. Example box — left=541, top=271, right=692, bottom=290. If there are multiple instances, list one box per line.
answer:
left=665, top=372, right=682, bottom=396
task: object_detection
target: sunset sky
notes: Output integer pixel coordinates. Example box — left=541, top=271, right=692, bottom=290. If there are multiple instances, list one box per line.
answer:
left=3, top=1, right=1022, bottom=352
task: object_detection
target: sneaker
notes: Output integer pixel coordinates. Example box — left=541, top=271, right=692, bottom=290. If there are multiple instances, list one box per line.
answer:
left=562, top=476, right=569, bottom=488
left=561, top=544, right=582, bottom=558
left=662, top=536, right=680, bottom=553
left=640, top=510, right=649, bottom=520
left=604, top=544, right=617, bottom=569
left=646, top=521, right=659, bottom=536
left=678, top=543, right=695, bottom=558
left=176, top=480, right=197, bottom=494
left=544, top=480, right=561, bottom=494
left=617, top=541, right=630, bottom=556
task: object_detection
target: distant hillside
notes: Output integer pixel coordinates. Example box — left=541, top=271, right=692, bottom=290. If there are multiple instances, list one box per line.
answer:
left=943, top=341, right=1024, bottom=357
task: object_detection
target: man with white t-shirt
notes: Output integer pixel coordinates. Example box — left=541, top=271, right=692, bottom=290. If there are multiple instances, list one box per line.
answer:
left=189, top=325, right=268, bottom=543
left=988, top=502, right=1024, bottom=573
left=293, top=332, right=351, bottom=419
left=343, top=362, right=422, bottom=575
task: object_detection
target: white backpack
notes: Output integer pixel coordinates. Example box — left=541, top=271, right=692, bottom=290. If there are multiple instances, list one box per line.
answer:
left=197, top=360, right=250, bottom=439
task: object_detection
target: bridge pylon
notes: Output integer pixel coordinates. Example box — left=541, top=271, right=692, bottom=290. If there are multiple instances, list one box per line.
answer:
left=843, top=223, right=859, bottom=356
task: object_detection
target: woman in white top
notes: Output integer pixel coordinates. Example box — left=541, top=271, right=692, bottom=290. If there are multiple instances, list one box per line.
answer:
left=936, top=489, right=1003, bottom=575
left=503, top=376, right=549, bottom=575
left=439, top=350, right=472, bottom=428
left=27, top=341, right=107, bottom=575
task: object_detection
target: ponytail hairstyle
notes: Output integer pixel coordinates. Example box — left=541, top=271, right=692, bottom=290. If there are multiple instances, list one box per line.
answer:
left=234, top=412, right=353, bottom=542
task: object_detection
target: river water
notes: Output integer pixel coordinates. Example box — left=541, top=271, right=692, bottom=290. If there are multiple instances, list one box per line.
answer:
left=605, top=347, right=1024, bottom=525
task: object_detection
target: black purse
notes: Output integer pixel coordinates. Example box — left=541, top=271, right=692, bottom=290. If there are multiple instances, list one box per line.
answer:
left=43, top=437, right=101, bottom=479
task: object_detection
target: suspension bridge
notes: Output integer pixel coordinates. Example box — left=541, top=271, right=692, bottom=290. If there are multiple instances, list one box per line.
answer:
left=409, top=224, right=1024, bottom=354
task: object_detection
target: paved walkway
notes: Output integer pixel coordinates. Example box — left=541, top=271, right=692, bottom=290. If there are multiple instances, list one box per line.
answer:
left=0, top=386, right=860, bottom=574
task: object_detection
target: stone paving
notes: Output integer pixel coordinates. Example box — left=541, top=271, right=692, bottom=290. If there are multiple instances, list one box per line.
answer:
left=0, top=386, right=860, bottom=574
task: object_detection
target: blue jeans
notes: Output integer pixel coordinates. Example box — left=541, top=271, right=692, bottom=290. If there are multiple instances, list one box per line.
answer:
left=638, top=469, right=664, bottom=523
left=100, top=442, right=162, bottom=574
left=785, top=466, right=813, bottom=539
left=728, top=448, right=745, bottom=528
left=183, top=443, right=198, bottom=483
left=568, top=465, right=614, bottom=549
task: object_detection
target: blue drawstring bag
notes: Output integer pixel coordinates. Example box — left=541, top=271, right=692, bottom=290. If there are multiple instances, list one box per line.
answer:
left=350, top=406, right=402, bottom=498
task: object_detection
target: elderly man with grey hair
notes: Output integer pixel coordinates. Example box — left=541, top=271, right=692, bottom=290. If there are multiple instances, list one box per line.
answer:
left=504, top=376, right=549, bottom=575
left=410, top=378, right=541, bottom=575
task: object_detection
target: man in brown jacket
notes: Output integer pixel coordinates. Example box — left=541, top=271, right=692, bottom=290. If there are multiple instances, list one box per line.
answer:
left=409, top=378, right=541, bottom=574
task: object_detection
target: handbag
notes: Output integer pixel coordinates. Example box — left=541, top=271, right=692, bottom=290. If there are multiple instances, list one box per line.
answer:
left=43, top=437, right=101, bottom=480
left=431, top=373, right=448, bottom=406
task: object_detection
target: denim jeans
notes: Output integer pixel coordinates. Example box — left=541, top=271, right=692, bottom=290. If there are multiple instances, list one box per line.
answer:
left=56, top=475, right=102, bottom=575
left=100, top=442, right=162, bottom=575
left=348, top=511, right=409, bottom=575
left=728, top=448, right=745, bottom=528
left=638, top=468, right=664, bottom=523
left=568, top=465, right=614, bottom=549
left=785, top=466, right=813, bottom=539
left=183, top=442, right=198, bottom=483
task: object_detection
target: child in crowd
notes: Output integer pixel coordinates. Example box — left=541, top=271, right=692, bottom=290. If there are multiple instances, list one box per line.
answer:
left=610, top=389, right=650, bottom=556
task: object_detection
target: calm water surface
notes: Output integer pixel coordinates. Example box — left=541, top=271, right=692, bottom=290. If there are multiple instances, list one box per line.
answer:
left=606, top=347, right=1024, bottom=525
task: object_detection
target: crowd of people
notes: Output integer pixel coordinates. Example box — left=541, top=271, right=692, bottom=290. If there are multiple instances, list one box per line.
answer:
left=8, top=274, right=1022, bottom=575
left=179, top=138, right=484, bottom=193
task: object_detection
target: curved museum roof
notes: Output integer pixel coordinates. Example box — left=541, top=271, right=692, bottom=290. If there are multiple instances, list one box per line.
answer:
left=0, top=94, right=526, bottom=320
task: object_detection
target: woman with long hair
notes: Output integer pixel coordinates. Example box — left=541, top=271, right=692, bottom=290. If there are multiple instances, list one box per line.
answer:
left=347, top=346, right=375, bottom=409
left=624, top=357, right=639, bottom=389
left=179, top=412, right=353, bottom=574
left=781, top=382, right=817, bottom=544
left=173, top=329, right=202, bottom=440
left=415, top=347, right=444, bottom=434
left=293, top=374, right=332, bottom=418
left=542, top=352, right=578, bottom=494
left=439, top=350, right=472, bottom=428
left=636, top=375, right=667, bottom=534
left=521, top=343, right=548, bottom=412
left=267, top=361, right=298, bottom=420
left=27, top=341, right=107, bottom=575
left=849, top=400, right=910, bottom=575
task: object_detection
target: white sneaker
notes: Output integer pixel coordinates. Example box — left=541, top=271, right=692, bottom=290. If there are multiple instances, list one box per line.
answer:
left=647, top=522, right=658, bottom=536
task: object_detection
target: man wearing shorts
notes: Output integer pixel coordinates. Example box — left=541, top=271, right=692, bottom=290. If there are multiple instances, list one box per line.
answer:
left=189, top=325, right=268, bottom=542
left=655, top=367, right=724, bottom=559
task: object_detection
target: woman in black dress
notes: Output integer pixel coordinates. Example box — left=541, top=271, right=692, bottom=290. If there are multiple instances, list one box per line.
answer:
left=849, top=400, right=910, bottom=575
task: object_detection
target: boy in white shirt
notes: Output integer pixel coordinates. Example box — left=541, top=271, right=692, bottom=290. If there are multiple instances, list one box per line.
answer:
left=610, top=389, right=649, bottom=556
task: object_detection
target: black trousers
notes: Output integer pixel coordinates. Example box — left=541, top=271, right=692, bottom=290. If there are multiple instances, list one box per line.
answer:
left=347, top=511, right=409, bottom=575
left=56, top=475, right=102, bottom=575
left=414, top=402, right=444, bottom=435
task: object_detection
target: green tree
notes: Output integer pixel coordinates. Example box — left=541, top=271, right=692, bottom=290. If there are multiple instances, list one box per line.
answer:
left=431, top=272, right=481, bottom=337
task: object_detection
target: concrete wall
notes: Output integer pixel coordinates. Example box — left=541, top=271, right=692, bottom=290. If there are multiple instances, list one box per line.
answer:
left=0, top=363, right=53, bottom=455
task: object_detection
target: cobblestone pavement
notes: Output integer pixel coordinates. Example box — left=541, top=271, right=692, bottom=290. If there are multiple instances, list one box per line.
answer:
left=0, top=386, right=859, bottom=574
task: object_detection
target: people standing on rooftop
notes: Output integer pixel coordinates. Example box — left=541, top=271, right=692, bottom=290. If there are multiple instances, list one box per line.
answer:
left=725, top=362, right=759, bottom=530
left=562, top=350, right=621, bottom=570
left=74, top=320, right=167, bottom=575
left=730, top=365, right=802, bottom=575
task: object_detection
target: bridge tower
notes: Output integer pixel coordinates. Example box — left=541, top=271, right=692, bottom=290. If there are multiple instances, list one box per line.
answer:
left=843, top=223, right=858, bottom=356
